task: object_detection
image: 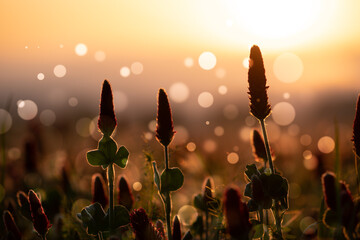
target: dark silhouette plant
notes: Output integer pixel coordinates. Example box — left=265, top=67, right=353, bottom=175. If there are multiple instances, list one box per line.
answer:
left=77, top=80, right=130, bottom=237
left=152, top=88, right=184, bottom=240
left=246, top=45, right=289, bottom=240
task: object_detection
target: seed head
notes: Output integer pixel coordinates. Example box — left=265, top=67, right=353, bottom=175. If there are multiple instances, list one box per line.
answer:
left=223, top=187, right=252, bottom=239
left=130, top=208, right=164, bottom=240
left=156, top=88, right=175, bottom=147
left=251, top=129, right=267, bottom=162
left=172, top=215, right=182, bottom=240
left=3, top=210, right=22, bottom=240
left=117, top=175, right=134, bottom=211
left=91, top=173, right=108, bottom=209
left=17, top=191, right=32, bottom=221
left=352, top=95, right=360, bottom=157
left=98, top=80, right=117, bottom=136
left=155, top=220, right=166, bottom=238
left=28, top=190, right=51, bottom=238
left=248, top=45, right=271, bottom=120
left=321, top=172, right=337, bottom=210
left=203, top=177, right=214, bottom=208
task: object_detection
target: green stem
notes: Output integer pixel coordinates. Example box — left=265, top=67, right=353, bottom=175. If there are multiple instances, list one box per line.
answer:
left=164, top=145, right=172, bottom=240
left=260, top=119, right=274, bottom=174
left=108, top=163, right=115, bottom=232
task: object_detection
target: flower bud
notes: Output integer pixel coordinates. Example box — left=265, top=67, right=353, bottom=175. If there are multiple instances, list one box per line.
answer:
left=98, top=80, right=117, bottom=136
left=130, top=208, right=163, bottom=240
left=156, top=88, right=175, bottom=147
left=352, top=95, right=360, bottom=157
left=91, top=173, right=108, bottom=209
left=155, top=219, right=166, bottom=238
left=117, top=175, right=134, bottom=211
left=28, top=190, right=51, bottom=238
left=172, top=215, right=181, bottom=240
left=248, top=45, right=271, bottom=121
left=223, top=187, right=252, bottom=239
left=17, top=191, right=32, bottom=221
left=203, top=177, right=214, bottom=209
left=321, top=171, right=341, bottom=211
left=321, top=172, right=337, bottom=210
left=251, top=129, right=267, bottom=162
left=3, top=210, right=22, bottom=240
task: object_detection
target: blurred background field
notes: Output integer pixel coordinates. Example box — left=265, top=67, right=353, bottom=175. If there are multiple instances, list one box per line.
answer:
left=1, top=0, right=360, bottom=237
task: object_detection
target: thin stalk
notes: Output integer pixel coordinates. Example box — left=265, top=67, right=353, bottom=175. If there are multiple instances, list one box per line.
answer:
left=271, top=202, right=283, bottom=240
left=205, top=210, right=209, bottom=240
left=260, top=119, right=283, bottom=239
left=0, top=133, right=5, bottom=185
left=164, top=146, right=172, bottom=240
left=356, top=155, right=360, bottom=195
left=108, top=163, right=115, bottom=232
left=259, top=210, right=264, bottom=240
left=260, top=120, right=274, bottom=174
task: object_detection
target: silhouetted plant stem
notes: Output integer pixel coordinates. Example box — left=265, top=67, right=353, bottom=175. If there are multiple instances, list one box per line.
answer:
left=356, top=155, right=360, bottom=195
left=259, top=120, right=274, bottom=174
left=108, top=163, right=115, bottom=232
left=205, top=210, right=209, bottom=240
left=0, top=133, right=5, bottom=186
left=273, top=204, right=282, bottom=239
left=164, top=145, right=172, bottom=240
left=260, top=120, right=283, bottom=239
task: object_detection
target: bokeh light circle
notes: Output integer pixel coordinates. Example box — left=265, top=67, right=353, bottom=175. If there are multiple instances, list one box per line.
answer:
left=120, top=67, right=131, bottom=78
left=223, top=104, right=239, bottom=120
left=186, top=142, right=196, bottom=152
left=0, top=109, right=12, bottom=134
left=133, top=182, right=142, bottom=191
left=178, top=205, right=198, bottom=226
left=218, top=85, right=228, bottom=95
left=131, top=62, right=144, bottom=75
left=215, top=68, right=226, bottom=79
left=37, top=73, right=45, bottom=81
left=76, top=118, right=92, bottom=137
left=75, top=43, right=88, bottom=56
left=214, top=126, right=224, bottom=136
left=198, top=92, right=214, bottom=108
left=169, top=82, right=190, bottom=103
left=39, top=110, right=56, bottom=126
left=94, top=51, right=106, bottom=62
left=17, top=100, right=38, bottom=120
left=184, top=57, right=194, bottom=68
left=318, top=136, right=335, bottom=154
left=198, top=52, right=217, bottom=70
left=53, top=65, right=67, bottom=78
left=203, top=139, right=217, bottom=153
left=227, top=152, right=239, bottom=164
left=272, top=102, right=296, bottom=126
left=273, top=53, right=303, bottom=83
left=68, top=97, right=78, bottom=107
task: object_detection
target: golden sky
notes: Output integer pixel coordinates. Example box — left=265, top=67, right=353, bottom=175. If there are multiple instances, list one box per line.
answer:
left=1, top=0, right=360, bottom=112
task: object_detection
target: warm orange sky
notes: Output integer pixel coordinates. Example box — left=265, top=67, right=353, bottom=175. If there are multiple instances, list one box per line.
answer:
left=1, top=0, right=360, bottom=116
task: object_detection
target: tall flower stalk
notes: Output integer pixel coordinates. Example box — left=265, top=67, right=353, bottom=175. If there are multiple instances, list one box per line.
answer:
left=85, top=80, right=130, bottom=234
left=152, top=88, right=184, bottom=240
left=352, top=95, right=360, bottom=194
left=247, top=45, right=288, bottom=239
